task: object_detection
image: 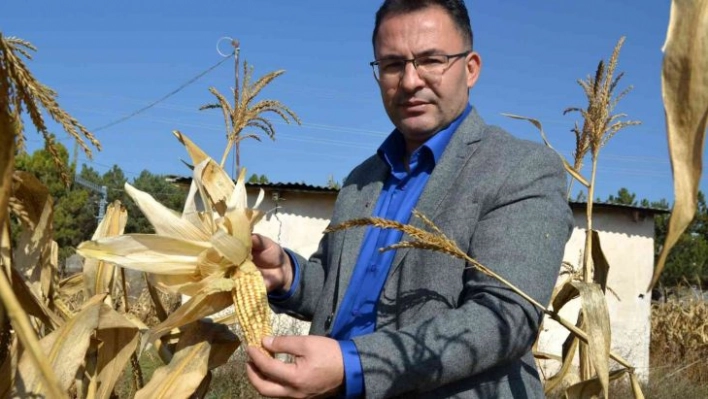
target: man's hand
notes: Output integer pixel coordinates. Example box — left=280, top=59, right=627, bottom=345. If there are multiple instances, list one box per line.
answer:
left=246, top=336, right=345, bottom=399
left=251, top=234, right=294, bottom=293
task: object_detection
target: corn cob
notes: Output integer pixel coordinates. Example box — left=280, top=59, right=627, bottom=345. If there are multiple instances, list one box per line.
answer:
left=232, top=262, right=272, bottom=355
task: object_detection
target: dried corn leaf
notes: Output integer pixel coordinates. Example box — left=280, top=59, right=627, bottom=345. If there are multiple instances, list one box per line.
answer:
left=147, top=273, right=202, bottom=296
left=147, top=278, right=235, bottom=343
left=12, top=171, right=55, bottom=300
left=77, top=234, right=209, bottom=275
left=1, top=219, right=10, bottom=277
left=0, top=100, right=15, bottom=233
left=58, top=272, right=84, bottom=296
left=16, top=294, right=104, bottom=397
left=136, top=320, right=239, bottom=399
left=93, top=303, right=140, bottom=399
left=193, top=371, right=212, bottom=399
left=533, top=351, right=562, bottom=362
left=571, top=281, right=611, bottom=399
left=545, top=316, right=581, bottom=395
left=564, top=368, right=629, bottom=399
left=125, top=183, right=209, bottom=241
left=9, top=265, right=62, bottom=330
left=0, top=334, right=18, bottom=398
left=552, top=281, right=580, bottom=313
left=0, top=267, right=66, bottom=399
left=590, top=230, right=610, bottom=292
left=83, top=201, right=127, bottom=298
left=629, top=372, right=645, bottom=399
left=145, top=273, right=169, bottom=322
left=502, top=113, right=590, bottom=187
left=652, top=0, right=708, bottom=290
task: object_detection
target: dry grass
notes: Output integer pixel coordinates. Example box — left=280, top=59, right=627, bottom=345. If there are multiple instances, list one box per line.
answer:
left=651, top=296, right=708, bottom=385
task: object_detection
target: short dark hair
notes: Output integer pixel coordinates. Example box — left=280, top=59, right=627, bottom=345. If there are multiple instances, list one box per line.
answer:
left=372, top=0, right=474, bottom=51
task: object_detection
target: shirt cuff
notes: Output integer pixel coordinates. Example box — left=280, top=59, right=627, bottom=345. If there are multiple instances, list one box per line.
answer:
left=267, top=248, right=301, bottom=302
left=338, top=340, right=364, bottom=398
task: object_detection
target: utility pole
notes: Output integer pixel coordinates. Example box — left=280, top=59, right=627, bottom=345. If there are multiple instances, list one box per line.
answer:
left=231, top=39, right=241, bottom=179
left=74, top=175, right=108, bottom=222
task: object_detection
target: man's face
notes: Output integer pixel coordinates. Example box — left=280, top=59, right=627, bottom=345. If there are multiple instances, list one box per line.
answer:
left=374, top=6, right=481, bottom=153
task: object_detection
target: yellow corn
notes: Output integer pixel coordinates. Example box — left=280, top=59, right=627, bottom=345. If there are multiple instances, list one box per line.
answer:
left=232, top=264, right=272, bottom=355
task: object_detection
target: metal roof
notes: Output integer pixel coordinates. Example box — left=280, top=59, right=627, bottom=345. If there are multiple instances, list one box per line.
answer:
left=169, top=176, right=670, bottom=214
left=569, top=200, right=670, bottom=215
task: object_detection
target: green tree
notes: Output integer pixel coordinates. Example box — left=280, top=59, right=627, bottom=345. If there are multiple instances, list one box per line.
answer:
left=14, top=143, right=97, bottom=265
left=647, top=194, right=708, bottom=286
left=606, top=187, right=637, bottom=206
left=247, top=173, right=269, bottom=184
left=13, top=145, right=188, bottom=266
left=124, top=170, right=186, bottom=234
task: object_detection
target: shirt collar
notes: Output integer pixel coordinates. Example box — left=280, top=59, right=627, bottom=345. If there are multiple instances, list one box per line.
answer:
left=377, top=103, right=472, bottom=173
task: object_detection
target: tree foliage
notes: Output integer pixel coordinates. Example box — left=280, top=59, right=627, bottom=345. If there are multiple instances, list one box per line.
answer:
left=606, top=188, right=708, bottom=286
left=14, top=142, right=186, bottom=269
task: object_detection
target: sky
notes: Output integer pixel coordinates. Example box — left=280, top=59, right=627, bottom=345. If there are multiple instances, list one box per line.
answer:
left=1, top=1, right=696, bottom=204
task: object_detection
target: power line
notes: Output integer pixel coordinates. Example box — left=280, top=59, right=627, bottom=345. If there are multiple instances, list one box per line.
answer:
left=91, top=52, right=234, bottom=133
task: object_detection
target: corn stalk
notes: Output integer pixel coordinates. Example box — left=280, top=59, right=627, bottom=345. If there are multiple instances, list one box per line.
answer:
left=199, top=42, right=301, bottom=178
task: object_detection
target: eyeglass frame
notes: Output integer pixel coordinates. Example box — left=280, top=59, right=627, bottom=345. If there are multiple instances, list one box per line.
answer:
left=369, top=51, right=472, bottom=83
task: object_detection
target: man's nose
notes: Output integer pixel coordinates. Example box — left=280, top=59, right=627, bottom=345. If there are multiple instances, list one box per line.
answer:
left=399, top=62, right=426, bottom=92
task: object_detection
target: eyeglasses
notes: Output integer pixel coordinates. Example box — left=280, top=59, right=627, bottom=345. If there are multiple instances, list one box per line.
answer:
left=369, top=51, right=471, bottom=83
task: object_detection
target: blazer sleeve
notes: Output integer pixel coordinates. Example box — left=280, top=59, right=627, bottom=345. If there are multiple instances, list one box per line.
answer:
left=351, top=146, right=574, bottom=397
left=267, top=233, right=330, bottom=321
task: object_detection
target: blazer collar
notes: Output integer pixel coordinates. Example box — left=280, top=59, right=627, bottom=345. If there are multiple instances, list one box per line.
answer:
left=388, top=107, right=486, bottom=275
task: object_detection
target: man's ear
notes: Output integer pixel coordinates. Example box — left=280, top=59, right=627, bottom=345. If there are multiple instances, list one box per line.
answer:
left=466, top=52, right=482, bottom=89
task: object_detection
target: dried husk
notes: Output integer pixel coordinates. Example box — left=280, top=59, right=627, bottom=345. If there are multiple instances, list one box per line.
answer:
left=84, top=200, right=127, bottom=298
left=147, top=278, right=235, bottom=343
left=92, top=303, right=140, bottom=399
left=135, top=321, right=239, bottom=399
left=77, top=234, right=210, bottom=275
left=15, top=294, right=105, bottom=397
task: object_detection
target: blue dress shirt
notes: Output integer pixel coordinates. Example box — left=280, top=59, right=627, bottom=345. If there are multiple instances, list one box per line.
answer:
left=331, top=104, right=473, bottom=398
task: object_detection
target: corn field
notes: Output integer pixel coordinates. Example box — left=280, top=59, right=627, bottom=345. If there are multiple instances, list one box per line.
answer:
left=1, top=0, right=707, bottom=398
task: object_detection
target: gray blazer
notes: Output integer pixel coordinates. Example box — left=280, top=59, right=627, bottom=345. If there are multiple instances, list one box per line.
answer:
left=272, top=109, right=573, bottom=398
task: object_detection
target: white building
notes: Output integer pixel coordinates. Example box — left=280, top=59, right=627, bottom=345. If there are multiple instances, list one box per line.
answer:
left=231, top=181, right=665, bottom=382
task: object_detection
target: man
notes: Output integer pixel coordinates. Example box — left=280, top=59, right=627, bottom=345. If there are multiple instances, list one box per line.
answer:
left=246, top=0, right=573, bottom=397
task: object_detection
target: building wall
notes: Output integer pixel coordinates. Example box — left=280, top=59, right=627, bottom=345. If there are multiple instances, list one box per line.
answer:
left=537, top=208, right=654, bottom=382
left=249, top=188, right=655, bottom=380
left=250, top=189, right=335, bottom=256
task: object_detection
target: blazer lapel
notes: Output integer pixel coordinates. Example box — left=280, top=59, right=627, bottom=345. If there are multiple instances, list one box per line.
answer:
left=388, top=109, right=486, bottom=275
left=336, top=161, right=388, bottom=306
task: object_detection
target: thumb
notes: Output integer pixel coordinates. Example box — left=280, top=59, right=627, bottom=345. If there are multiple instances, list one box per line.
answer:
left=262, top=335, right=304, bottom=356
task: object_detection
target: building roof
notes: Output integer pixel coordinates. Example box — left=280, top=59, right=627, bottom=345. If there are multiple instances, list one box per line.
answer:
left=169, top=176, right=339, bottom=194
left=569, top=200, right=670, bottom=215
left=169, top=176, right=670, bottom=214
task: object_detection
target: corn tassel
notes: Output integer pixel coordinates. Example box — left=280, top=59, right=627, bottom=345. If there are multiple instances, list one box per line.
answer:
left=232, top=262, right=272, bottom=355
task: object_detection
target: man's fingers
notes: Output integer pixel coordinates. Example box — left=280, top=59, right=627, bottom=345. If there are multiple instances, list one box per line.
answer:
left=246, top=361, right=295, bottom=398
left=246, top=345, right=299, bottom=385
left=263, top=335, right=306, bottom=357
left=251, top=233, right=267, bottom=252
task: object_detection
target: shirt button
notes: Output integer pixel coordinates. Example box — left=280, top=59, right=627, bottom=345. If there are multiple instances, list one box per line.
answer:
left=368, top=263, right=377, bottom=273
